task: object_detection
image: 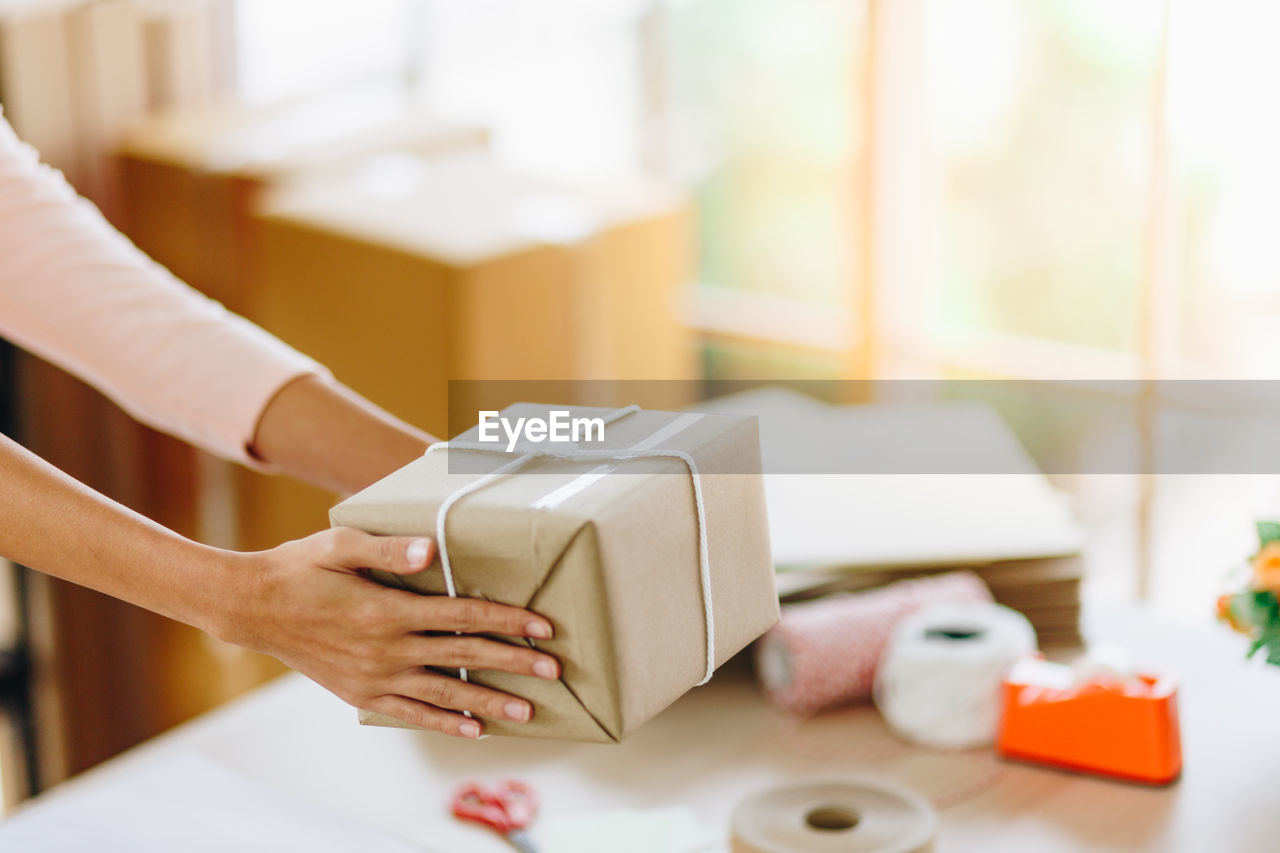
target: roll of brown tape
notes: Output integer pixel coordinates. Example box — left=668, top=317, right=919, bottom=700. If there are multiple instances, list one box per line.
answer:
left=730, top=779, right=936, bottom=853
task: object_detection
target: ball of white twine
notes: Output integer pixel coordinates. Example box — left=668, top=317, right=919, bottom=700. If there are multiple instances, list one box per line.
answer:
left=874, top=601, right=1036, bottom=750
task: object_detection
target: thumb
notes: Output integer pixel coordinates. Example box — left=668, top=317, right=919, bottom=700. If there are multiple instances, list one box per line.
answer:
left=324, top=527, right=436, bottom=575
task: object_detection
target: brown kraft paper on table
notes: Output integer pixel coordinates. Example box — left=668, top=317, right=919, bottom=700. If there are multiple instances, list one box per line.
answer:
left=328, top=403, right=780, bottom=742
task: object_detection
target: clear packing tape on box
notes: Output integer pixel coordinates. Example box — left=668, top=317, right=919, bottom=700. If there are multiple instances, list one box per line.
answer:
left=330, top=403, right=780, bottom=743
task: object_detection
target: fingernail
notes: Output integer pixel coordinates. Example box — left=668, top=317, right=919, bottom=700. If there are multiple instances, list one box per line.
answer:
left=504, top=701, right=531, bottom=722
left=460, top=720, right=482, bottom=738
left=533, top=659, right=558, bottom=679
left=526, top=621, right=553, bottom=639
left=405, top=539, right=431, bottom=569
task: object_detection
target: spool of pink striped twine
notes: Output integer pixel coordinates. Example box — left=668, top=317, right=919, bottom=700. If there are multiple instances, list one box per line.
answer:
left=755, top=571, right=993, bottom=715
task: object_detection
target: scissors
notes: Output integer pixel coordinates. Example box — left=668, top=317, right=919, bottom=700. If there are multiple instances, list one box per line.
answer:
left=450, top=779, right=541, bottom=853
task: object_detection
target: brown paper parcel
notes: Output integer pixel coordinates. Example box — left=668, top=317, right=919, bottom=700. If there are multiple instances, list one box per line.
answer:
left=329, top=403, right=779, bottom=742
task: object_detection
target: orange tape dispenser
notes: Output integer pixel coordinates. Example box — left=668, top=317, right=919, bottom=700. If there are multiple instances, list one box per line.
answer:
left=996, top=656, right=1182, bottom=785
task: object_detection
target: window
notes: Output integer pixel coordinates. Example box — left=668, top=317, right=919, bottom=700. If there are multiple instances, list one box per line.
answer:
left=667, top=0, right=866, bottom=307
left=420, top=0, right=649, bottom=181
left=233, top=0, right=413, bottom=104
left=1164, top=2, right=1280, bottom=376
left=924, top=0, right=1165, bottom=357
left=223, top=0, right=1280, bottom=613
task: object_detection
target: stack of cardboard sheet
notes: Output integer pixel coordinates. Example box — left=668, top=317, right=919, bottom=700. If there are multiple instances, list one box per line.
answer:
left=694, top=388, right=1087, bottom=647
left=773, top=557, right=1085, bottom=648
left=0, top=0, right=81, bottom=182
left=0, top=0, right=222, bottom=214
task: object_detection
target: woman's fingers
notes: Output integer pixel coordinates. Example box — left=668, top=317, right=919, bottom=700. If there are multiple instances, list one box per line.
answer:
left=365, top=694, right=483, bottom=739
left=398, top=635, right=560, bottom=680
left=321, top=527, right=436, bottom=575
left=406, top=594, right=554, bottom=640
left=248, top=528, right=561, bottom=740
left=319, top=529, right=555, bottom=640
left=397, top=670, right=535, bottom=724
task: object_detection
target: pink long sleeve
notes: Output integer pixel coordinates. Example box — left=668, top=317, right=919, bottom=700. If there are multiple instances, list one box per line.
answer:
left=0, top=108, right=329, bottom=466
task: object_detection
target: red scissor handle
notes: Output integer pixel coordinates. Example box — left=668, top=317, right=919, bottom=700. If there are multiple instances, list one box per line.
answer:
left=450, top=779, right=540, bottom=834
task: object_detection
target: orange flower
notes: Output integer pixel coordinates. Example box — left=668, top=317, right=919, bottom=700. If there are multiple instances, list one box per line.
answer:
left=1218, top=594, right=1249, bottom=634
left=1254, top=542, right=1280, bottom=592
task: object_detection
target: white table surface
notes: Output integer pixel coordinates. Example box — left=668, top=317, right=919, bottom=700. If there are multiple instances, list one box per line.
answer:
left=4, top=600, right=1279, bottom=852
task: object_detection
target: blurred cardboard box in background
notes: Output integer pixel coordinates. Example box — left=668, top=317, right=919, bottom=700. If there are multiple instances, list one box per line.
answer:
left=115, top=94, right=491, bottom=312
left=242, top=150, right=697, bottom=551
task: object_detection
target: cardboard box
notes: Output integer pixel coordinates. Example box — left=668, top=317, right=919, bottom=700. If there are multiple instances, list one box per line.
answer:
left=237, top=151, right=698, bottom=552
left=254, top=150, right=697, bottom=420
left=115, top=95, right=491, bottom=311
left=329, top=403, right=779, bottom=742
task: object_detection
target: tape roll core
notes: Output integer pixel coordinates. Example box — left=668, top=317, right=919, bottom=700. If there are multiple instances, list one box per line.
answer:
left=804, top=805, right=860, bottom=831
left=730, top=778, right=936, bottom=853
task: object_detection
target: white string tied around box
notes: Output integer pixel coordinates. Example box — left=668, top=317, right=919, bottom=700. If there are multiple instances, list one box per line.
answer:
left=421, top=404, right=717, bottom=696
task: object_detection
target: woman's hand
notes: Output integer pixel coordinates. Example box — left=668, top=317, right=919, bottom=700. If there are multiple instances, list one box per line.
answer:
left=218, top=526, right=560, bottom=739
left=1, top=420, right=555, bottom=741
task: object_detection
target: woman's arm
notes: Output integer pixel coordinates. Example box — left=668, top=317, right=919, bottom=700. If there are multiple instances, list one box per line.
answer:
left=0, top=431, right=558, bottom=738
left=249, top=374, right=434, bottom=496
left=0, top=109, right=329, bottom=469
